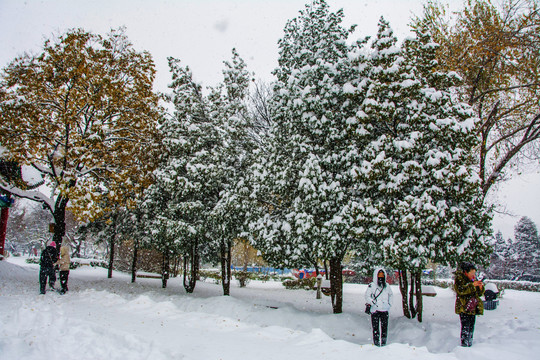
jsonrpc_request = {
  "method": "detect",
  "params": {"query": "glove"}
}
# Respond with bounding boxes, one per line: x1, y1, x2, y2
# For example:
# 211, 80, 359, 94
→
365, 304, 371, 315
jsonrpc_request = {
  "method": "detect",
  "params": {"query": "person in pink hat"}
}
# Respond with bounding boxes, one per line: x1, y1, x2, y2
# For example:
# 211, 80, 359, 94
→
39, 240, 59, 294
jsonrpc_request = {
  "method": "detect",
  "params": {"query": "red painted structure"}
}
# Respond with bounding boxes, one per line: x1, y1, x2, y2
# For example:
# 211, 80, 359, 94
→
292, 268, 357, 279
0, 207, 8, 257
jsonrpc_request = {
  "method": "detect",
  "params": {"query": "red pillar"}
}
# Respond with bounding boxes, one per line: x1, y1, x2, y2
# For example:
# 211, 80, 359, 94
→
0, 207, 8, 257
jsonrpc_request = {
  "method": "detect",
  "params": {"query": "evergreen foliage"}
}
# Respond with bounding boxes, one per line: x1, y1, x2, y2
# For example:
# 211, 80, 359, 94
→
142, 49, 254, 293
247, 0, 367, 313
511, 216, 540, 277
353, 19, 492, 273
0, 1, 503, 315
485, 230, 513, 279
486, 218, 540, 280
249, 0, 362, 266
347, 18, 492, 321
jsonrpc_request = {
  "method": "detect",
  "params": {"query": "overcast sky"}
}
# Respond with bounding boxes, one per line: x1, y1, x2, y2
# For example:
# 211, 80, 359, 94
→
0, 0, 447, 91
1, 0, 538, 239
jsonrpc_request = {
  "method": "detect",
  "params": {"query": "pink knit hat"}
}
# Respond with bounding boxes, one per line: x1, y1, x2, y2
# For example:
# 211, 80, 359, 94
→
49, 241, 56, 247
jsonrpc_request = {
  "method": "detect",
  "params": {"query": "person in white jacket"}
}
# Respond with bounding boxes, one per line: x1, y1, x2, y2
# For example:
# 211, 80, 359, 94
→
364, 267, 393, 346
54, 239, 71, 294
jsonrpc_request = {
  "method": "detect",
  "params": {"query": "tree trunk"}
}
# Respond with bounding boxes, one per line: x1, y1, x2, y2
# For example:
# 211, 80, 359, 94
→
414, 271, 423, 323
398, 269, 411, 318
107, 236, 115, 279
242, 239, 249, 271
52, 196, 69, 251
220, 239, 232, 296
162, 250, 170, 288
107, 215, 116, 279
312, 260, 320, 276
0, 207, 9, 257
324, 260, 329, 280
131, 241, 138, 283
183, 240, 199, 293
404, 271, 423, 321
172, 255, 180, 277
409, 273, 417, 319
329, 257, 343, 314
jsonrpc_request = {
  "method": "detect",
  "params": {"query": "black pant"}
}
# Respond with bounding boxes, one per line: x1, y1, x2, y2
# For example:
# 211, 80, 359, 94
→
371, 311, 389, 346
459, 313, 476, 347
39, 267, 56, 293
59, 270, 69, 292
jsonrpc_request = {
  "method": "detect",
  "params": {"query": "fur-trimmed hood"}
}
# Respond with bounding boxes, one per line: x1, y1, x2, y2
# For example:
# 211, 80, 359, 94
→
372, 267, 388, 284
365, 267, 393, 313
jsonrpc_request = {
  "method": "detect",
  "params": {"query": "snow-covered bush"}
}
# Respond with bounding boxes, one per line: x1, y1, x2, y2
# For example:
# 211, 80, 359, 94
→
282, 278, 317, 291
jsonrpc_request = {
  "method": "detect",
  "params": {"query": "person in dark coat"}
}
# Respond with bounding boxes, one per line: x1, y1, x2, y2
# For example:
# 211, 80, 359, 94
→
39, 241, 59, 294
454, 262, 485, 347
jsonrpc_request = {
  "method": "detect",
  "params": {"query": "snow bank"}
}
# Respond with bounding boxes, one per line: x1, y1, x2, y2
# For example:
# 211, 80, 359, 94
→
1, 257, 539, 359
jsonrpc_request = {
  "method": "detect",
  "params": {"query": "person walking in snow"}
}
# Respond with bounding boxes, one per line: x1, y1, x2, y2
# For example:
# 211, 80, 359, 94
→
54, 239, 71, 294
454, 262, 485, 347
39, 241, 59, 294
364, 267, 393, 346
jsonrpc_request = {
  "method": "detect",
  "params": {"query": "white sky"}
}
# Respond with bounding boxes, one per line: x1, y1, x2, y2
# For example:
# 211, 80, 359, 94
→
1, 0, 538, 239
0, 0, 444, 91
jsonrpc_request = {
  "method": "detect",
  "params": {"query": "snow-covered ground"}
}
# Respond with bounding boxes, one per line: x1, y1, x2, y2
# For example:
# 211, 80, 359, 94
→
1, 257, 539, 360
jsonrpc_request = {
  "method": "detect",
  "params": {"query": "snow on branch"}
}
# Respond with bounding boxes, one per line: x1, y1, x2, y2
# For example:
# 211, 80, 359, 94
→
0, 181, 54, 210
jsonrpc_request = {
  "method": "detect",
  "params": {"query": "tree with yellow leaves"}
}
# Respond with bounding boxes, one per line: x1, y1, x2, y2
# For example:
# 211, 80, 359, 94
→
413, 0, 540, 197
0, 28, 161, 249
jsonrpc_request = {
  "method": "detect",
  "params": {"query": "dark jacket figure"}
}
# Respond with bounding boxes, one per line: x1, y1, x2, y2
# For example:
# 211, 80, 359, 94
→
454, 262, 485, 347
39, 242, 58, 294
365, 267, 393, 346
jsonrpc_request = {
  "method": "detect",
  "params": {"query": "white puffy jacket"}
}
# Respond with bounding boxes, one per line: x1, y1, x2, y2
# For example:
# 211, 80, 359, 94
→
364, 267, 393, 313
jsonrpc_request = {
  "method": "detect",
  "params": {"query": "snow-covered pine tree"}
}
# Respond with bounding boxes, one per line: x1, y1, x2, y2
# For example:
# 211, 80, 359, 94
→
402, 27, 492, 270
511, 216, 540, 278
248, 0, 366, 313
352, 19, 492, 321
351, 17, 426, 319
352, 17, 406, 271
118, 208, 153, 284
140, 182, 181, 288
485, 230, 512, 279
146, 49, 253, 294
149, 59, 214, 293
205, 49, 255, 296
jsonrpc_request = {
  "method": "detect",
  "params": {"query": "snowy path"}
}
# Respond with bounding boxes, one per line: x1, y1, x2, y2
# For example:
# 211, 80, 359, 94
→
1, 258, 539, 360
